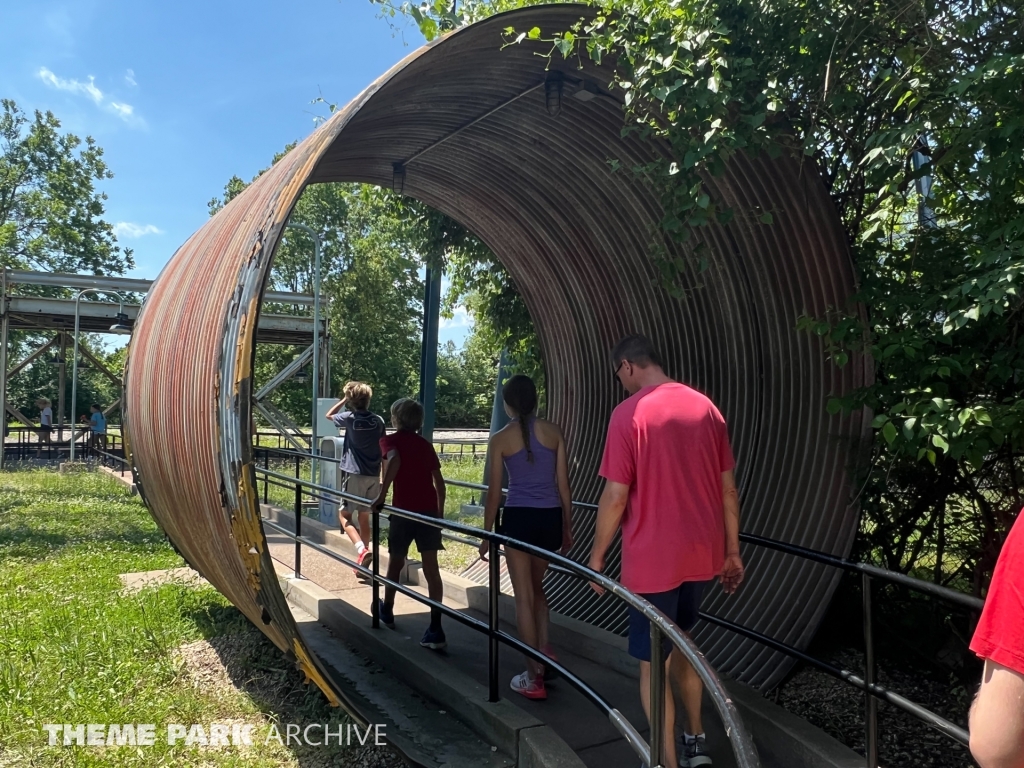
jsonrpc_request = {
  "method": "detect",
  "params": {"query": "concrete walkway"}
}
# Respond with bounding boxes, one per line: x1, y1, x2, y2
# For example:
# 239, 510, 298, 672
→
265, 526, 739, 768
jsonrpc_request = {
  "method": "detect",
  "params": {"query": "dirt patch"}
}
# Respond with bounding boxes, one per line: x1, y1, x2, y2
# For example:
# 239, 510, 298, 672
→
175, 628, 404, 767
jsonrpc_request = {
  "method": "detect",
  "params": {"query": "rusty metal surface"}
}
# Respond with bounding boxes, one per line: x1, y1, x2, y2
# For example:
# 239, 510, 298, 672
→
125, 1, 868, 703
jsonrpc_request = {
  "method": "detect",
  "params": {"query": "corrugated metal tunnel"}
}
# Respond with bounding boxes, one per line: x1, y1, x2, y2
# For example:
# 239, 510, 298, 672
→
124, 3, 870, 706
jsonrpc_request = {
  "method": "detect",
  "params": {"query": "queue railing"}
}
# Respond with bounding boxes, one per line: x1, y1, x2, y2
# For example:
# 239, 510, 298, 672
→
254, 457, 760, 768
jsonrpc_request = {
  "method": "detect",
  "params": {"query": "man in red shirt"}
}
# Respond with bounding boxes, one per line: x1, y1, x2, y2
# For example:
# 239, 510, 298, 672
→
373, 398, 448, 650
589, 335, 744, 768
970, 512, 1024, 768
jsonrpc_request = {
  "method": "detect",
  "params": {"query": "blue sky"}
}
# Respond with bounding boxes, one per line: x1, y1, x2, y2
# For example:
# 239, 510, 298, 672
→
0, 0, 472, 345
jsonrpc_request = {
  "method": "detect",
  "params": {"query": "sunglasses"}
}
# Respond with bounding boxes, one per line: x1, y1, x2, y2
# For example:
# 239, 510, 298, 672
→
613, 360, 626, 381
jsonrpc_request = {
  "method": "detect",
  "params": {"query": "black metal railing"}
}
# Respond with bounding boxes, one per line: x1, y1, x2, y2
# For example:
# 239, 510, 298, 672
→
254, 461, 760, 768
1, 425, 126, 465
254, 443, 978, 768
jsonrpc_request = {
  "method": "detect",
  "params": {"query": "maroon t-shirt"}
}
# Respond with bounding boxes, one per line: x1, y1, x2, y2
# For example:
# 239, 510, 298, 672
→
971, 510, 1024, 674
379, 430, 442, 514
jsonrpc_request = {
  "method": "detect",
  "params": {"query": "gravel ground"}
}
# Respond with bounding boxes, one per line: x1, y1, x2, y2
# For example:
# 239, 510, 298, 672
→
176, 629, 405, 768
773, 648, 974, 767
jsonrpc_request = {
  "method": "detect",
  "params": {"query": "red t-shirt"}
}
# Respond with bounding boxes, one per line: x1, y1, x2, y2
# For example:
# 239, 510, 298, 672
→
971, 511, 1024, 674
379, 430, 442, 515
599, 382, 735, 594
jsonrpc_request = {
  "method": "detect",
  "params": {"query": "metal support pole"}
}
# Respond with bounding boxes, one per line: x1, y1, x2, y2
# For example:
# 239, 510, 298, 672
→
263, 450, 269, 505
71, 289, 128, 461
650, 623, 665, 768
0, 270, 7, 470
863, 573, 878, 768
488, 544, 501, 703
418, 266, 441, 441
284, 223, 321, 484
57, 332, 67, 442
371, 508, 380, 629
294, 456, 302, 579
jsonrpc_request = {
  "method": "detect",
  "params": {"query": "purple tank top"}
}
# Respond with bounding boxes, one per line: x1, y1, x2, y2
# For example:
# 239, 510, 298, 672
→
503, 418, 560, 508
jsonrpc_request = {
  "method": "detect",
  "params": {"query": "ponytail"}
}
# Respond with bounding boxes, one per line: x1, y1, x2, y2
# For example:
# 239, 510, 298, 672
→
503, 374, 538, 464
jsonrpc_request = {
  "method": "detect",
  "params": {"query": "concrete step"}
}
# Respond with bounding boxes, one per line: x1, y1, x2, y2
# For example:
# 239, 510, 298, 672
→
262, 504, 862, 768
289, 602, 513, 768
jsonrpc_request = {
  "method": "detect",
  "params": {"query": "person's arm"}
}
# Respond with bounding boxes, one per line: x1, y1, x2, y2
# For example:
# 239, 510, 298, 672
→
555, 429, 574, 555
326, 397, 347, 419
480, 438, 505, 560
588, 480, 629, 594
373, 449, 400, 509
720, 469, 745, 594
970, 659, 1024, 768
432, 469, 446, 518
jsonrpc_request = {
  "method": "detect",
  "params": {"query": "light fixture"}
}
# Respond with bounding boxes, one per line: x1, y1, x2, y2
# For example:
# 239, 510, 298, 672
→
293, 367, 309, 384
108, 312, 132, 335
572, 80, 601, 103
392, 162, 406, 195
545, 72, 564, 117
47, 355, 66, 365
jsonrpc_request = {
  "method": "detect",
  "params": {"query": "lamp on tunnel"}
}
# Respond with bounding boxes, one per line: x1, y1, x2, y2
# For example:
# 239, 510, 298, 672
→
392, 162, 406, 195
545, 72, 563, 117
109, 312, 132, 335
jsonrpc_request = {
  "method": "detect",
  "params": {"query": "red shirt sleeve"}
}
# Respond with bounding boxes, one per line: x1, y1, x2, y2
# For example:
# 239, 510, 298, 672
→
712, 405, 736, 473
380, 433, 395, 455
971, 511, 1024, 675
599, 405, 636, 486
428, 443, 441, 471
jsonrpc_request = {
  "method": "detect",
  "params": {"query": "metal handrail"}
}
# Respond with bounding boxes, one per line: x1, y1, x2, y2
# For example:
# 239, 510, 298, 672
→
255, 444, 978, 761
255, 465, 761, 768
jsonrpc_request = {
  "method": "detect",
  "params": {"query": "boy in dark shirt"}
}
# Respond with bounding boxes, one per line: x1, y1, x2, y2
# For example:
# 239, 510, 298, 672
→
373, 398, 447, 649
326, 382, 385, 570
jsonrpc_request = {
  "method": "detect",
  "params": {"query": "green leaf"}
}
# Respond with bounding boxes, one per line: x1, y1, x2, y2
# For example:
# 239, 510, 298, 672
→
882, 421, 898, 444
527, 26, 541, 39
759, 212, 773, 224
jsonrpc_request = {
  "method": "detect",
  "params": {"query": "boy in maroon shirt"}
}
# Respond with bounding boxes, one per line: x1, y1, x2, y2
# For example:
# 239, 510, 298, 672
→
372, 398, 447, 649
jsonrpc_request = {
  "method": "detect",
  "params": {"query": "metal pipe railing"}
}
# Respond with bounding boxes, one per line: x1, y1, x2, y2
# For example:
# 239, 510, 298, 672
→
255, 465, 761, 768
254, 445, 979, 763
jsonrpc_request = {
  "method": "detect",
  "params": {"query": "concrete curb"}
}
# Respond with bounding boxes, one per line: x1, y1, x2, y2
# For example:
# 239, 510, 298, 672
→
263, 505, 862, 768
278, 572, 585, 768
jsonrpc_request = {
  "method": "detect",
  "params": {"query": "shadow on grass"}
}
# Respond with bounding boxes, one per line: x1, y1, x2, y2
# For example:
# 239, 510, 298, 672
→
180, 604, 403, 768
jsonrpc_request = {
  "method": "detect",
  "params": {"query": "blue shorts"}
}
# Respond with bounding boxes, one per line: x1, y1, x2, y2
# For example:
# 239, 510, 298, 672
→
627, 580, 710, 662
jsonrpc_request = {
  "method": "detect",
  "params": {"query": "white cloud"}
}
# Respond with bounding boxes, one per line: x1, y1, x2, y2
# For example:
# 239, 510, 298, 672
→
109, 102, 134, 119
125, 69, 136, 87
439, 306, 471, 329
38, 66, 142, 125
38, 67, 102, 104
113, 222, 162, 239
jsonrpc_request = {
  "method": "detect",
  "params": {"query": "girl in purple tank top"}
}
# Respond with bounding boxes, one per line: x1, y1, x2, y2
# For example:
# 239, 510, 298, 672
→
480, 375, 574, 700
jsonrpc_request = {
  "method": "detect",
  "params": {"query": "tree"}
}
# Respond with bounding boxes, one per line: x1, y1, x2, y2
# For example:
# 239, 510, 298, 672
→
209, 166, 425, 426
377, 0, 1024, 595
0, 99, 132, 275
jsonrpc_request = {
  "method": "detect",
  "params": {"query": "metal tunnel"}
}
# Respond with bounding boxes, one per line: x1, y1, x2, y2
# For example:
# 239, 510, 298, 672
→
124, 3, 870, 706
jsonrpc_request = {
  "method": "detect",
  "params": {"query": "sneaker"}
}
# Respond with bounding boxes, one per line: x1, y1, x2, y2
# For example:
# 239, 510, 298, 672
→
419, 627, 447, 650
681, 734, 712, 767
355, 548, 373, 575
510, 671, 547, 700
541, 645, 560, 681
376, 599, 395, 629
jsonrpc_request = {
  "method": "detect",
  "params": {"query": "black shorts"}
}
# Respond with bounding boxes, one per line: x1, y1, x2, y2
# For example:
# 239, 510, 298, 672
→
388, 514, 444, 556
498, 506, 563, 552
627, 580, 710, 661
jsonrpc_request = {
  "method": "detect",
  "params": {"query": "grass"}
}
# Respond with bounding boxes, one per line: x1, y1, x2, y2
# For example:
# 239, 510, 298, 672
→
258, 455, 488, 576
0, 470, 376, 767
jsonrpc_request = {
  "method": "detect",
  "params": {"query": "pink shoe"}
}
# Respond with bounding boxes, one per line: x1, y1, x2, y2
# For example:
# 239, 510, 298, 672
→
510, 671, 547, 700
354, 548, 373, 576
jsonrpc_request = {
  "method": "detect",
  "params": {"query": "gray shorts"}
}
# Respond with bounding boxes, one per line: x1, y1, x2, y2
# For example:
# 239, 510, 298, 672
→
342, 474, 381, 517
